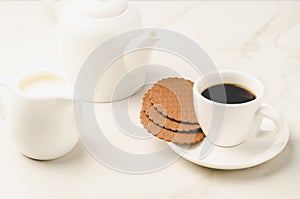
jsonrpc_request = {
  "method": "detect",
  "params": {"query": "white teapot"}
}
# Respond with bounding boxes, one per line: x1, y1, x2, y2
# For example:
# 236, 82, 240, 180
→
51, 0, 143, 102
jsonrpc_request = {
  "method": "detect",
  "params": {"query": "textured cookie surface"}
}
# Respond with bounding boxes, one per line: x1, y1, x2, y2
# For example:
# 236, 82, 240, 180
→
142, 90, 201, 132
149, 77, 198, 124
140, 110, 204, 145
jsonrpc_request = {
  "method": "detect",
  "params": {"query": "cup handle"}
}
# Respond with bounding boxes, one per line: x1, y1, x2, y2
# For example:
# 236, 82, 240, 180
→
253, 104, 284, 139
0, 78, 13, 121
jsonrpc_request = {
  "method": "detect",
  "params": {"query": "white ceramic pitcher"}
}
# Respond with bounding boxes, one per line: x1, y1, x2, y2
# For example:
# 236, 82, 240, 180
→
0, 70, 78, 160
46, 0, 144, 102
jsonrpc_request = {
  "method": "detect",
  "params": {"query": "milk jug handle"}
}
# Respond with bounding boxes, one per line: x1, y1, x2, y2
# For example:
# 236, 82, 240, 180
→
0, 78, 14, 121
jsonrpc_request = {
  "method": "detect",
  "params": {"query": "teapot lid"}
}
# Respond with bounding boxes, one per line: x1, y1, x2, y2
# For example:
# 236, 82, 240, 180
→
68, 0, 128, 18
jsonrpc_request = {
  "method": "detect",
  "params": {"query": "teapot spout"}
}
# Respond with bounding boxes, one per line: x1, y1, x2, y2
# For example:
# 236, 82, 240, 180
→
43, 0, 73, 23
123, 29, 161, 53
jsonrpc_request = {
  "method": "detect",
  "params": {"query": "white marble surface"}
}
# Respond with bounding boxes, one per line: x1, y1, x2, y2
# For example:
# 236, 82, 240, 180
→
0, 1, 300, 198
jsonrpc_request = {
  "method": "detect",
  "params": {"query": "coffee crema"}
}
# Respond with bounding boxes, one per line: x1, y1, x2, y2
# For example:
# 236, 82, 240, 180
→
201, 83, 256, 104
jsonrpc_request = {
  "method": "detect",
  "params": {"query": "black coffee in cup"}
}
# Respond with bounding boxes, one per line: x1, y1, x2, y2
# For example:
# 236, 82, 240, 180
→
201, 83, 256, 104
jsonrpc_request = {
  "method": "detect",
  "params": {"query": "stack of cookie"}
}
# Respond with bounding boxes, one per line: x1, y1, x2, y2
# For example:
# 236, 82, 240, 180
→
140, 77, 205, 144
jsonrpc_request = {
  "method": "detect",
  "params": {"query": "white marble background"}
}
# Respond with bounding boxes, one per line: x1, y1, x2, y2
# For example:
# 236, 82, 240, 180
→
0, 1, 300, 198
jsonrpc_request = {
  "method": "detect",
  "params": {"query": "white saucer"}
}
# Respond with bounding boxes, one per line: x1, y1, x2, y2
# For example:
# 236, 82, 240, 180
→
169, 119, 289, 170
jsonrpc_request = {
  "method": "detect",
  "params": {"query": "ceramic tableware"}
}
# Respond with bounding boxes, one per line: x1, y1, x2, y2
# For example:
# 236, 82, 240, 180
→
0, 70, 78, 160
54, 0, 145, 102
193, 70, 284, 147
169, 117, 289, 170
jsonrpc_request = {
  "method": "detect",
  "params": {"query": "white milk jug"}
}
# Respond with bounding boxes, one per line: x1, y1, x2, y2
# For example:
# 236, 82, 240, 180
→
0, 70, 78, 160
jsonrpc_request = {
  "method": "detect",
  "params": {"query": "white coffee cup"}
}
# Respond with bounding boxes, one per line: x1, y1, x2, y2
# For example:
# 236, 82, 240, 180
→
0, 70, 79, 160
193, 70, 283, 147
